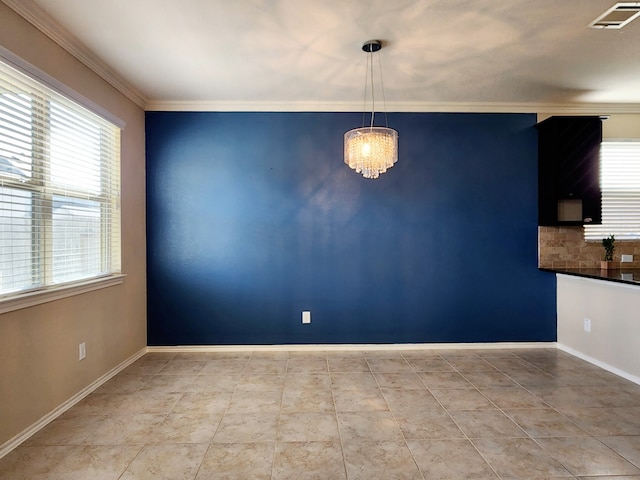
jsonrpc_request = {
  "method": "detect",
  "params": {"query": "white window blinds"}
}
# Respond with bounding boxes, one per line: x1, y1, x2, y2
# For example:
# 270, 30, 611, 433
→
584, 141, 640, 240
0, 59, 121, 297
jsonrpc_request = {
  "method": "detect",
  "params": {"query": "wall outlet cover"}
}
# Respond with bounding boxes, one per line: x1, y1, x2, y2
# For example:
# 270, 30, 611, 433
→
302, 311, 311, 324
584, 318, 591, 333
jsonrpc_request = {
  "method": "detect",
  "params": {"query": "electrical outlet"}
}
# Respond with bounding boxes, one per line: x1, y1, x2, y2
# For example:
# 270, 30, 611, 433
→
79, 342, 86, 360
583, 318, 591, 333
621, 254, 633, 263
302, 311, 311, 324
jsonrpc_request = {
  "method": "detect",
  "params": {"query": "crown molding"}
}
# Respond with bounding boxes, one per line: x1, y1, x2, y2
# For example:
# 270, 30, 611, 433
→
2, 0, 148, 109
146, 99, 640, 114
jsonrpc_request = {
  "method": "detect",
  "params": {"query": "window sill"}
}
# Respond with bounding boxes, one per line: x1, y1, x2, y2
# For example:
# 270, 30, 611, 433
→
0, 274, 126, 315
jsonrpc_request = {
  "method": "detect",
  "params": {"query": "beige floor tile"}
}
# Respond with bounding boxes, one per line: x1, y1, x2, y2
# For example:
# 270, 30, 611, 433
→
137, 374, 198, 394
8, 348, 640, 479
472, 437, 572, 477
381, 387, 441, 414
213, 413, 279, 443
272, 441, 345, 480
537, 437, 640, 476
417, 371, 474, 389
551, 383, 640, 409
366, 357, 414, 373
121, 360, 168, 376
281, 388, 335, 413
374, 372, 425, 389
430, 388, 494, 410
407, 438, 498, 479
505, 369, 558, 387
200, 359, 248, 375
330, 372, 378, 390
120, 443, 208, 480
0, 445, 73, 480
94, 374, 151, 394
64, 393, 130, 417
327, 357, 371, 373
23, 415, 107, 446
484, 356, 539, 371
576, 476, 640, 480
150, 412, 222, 443
445, 357, 498, 373
196, 442, 274, 480
561, 407, 640, 436
117, 391, 183, 414
227, 389, 283, 414
158, 360, 208, 375
479, 386, 550, 409
236, 374, 286, 391
284, 373, 331, 390
245, 358, 288, 374
612, 406, 640, 428
449, 409, 527, 438
394, 408, 465, 439
342, 440, 423, 480
505, 408, 588, 437
85, 414, 166, 444
286, 357, 328, 373
599, 436, 640, 469
404, 356, 454, 372
337, 411, 404, 442
187, 373, 241, 392
277, 412, 339, 442
333, 388, 388, 412
462, 370, 518, 388
170, 391, 232, 415
48, 445, 142, 480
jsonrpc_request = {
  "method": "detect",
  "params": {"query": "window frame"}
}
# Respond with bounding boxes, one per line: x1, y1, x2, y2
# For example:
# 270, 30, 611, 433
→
0, 47, 125, 313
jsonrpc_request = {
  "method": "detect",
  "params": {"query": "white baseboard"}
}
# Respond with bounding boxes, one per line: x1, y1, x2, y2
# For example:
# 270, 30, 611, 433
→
147, 342, 558, 353
557, 343, 640, 386
0, 347, 147, 459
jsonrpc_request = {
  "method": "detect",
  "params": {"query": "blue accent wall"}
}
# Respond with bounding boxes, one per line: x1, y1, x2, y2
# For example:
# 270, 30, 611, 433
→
146, 112, 556, 345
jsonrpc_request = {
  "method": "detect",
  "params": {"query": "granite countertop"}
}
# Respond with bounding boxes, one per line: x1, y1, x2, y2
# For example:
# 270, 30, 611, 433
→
540, 267, 640, 286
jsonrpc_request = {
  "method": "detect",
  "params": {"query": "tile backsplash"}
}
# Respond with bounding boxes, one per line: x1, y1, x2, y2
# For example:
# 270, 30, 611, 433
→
538, 226, 640, 269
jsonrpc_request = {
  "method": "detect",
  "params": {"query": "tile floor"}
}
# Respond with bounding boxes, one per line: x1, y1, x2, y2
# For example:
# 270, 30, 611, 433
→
2, 348, 640, 479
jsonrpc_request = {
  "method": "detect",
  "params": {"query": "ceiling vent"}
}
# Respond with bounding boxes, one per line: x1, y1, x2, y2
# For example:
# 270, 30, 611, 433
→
589, 2, 640, 29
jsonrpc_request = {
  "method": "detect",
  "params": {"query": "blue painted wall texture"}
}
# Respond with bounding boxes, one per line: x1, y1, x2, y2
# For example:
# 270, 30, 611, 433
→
146, 112, 556, 345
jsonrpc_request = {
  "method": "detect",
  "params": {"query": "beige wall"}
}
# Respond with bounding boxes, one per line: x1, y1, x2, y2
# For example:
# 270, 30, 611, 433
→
557, 274, 640, 382
0, 3, 146, 447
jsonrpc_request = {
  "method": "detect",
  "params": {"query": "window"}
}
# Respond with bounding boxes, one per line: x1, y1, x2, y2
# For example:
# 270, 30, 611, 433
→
584, 141, 640, 240
0, 58, 121, 299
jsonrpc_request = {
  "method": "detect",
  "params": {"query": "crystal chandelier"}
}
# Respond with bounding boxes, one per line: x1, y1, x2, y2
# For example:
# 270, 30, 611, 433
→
344, 40, 398, 179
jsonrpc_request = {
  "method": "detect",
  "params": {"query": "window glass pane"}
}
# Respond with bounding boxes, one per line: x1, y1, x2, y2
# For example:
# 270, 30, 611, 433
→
0, 93, 32, 180
52, 196, 102, 283
0, 187, 34, 293
50, 102, 101, 194
584, 142, 640, 240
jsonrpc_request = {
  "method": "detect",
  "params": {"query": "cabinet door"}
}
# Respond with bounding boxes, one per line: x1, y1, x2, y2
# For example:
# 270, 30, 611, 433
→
537, 116, 602, 226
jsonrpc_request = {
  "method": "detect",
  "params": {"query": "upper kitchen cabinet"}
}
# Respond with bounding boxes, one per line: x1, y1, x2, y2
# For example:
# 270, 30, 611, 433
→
536, 116, 604, 226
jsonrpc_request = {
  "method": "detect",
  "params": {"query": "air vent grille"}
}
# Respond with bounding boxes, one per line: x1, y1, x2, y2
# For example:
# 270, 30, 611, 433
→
589, 2, 640, 29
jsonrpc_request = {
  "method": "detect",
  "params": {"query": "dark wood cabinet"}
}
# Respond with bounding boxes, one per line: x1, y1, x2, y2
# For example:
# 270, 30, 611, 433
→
536, 116, 604, 226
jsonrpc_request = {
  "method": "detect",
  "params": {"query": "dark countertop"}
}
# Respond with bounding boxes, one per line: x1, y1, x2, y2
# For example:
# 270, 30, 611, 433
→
540, 267, 640, 287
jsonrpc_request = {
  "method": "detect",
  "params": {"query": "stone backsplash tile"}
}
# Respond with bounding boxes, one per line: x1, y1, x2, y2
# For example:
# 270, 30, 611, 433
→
538, 226, 640, 269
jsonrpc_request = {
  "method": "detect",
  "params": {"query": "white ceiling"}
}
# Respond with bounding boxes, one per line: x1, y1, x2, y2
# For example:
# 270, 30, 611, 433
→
7, 0, 640, 110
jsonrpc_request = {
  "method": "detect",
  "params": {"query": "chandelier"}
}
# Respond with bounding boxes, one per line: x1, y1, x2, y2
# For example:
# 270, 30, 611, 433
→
344, 40, 398, 179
